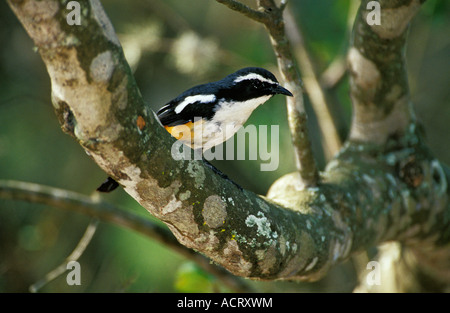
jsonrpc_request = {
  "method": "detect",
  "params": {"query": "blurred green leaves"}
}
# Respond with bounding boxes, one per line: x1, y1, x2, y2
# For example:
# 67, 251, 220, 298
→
18, 224, 44, 251
174, 262, 217, 293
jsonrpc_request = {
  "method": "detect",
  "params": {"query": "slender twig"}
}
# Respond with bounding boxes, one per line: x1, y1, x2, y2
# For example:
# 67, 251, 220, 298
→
284, 8, 342, 159
216, 0, 268, 23
320, 55, 347, 89
140, 0, 192, 33
279, 0, 288, 12
0, 180, 253, 293
320, 0, 359, 89
217, 0, 319, 186
29, 219, 99, 292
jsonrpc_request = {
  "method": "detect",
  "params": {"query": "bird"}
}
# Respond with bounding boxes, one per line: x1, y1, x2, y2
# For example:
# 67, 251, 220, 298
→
96, 67, 293, 192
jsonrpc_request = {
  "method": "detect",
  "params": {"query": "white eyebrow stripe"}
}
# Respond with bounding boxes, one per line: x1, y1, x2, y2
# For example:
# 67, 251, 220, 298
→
174, 94, 216, 114
233, 73, 276, 84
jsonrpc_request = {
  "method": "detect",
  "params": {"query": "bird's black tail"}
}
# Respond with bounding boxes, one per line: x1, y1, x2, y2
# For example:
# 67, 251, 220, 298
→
96, 176, 119, 193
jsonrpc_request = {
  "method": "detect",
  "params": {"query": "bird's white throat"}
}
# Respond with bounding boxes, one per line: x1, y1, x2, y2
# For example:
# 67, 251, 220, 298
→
213, 95, 272, 125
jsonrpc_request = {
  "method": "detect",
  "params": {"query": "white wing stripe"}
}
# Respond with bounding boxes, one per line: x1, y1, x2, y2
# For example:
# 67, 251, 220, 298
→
174, 94, 216, 114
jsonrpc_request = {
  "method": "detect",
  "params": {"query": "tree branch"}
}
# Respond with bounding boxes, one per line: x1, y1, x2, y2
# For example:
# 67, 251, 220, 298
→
216, 0, 268, 23
348, 0, 421, 144
284, 8, 343, 159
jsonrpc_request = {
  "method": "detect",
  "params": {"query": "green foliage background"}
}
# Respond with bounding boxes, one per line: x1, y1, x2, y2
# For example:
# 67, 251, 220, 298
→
0, 0, 448, 292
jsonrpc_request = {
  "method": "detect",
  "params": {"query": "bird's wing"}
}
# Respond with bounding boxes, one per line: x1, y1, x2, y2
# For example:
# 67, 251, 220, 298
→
157, 100, 203, 127
156, 101, 189, 126
157, 98, 217, 127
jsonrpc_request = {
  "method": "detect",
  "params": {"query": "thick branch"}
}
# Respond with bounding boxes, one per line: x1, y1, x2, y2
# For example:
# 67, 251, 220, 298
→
348, 0, 421, 144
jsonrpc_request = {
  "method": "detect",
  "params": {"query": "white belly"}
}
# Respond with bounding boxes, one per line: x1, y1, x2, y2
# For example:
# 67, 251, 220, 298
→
200, 122, 242, 150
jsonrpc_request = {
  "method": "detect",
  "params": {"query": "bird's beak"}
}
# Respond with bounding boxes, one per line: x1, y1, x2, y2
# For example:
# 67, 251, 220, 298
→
273, 84, 293, 97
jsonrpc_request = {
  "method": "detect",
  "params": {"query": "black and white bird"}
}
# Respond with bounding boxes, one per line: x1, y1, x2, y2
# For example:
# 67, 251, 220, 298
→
157, 67, 292, 151
97, 67, 293, 192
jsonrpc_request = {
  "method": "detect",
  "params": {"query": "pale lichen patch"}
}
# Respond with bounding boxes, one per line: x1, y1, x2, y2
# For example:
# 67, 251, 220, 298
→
186, 161, 206, 189
120, 164, 143, 203
245, 212, 274, 240
202, 195, 227, 228
161, 195, 182, 215
348, 47, 380, 91
63, 34, 80, 47
179, 190, 191, 201
90, 51, 115, 83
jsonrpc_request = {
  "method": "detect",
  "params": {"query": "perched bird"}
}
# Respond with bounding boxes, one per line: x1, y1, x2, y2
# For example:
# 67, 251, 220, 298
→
157, 67, 293, 150
97, 67, 293, 192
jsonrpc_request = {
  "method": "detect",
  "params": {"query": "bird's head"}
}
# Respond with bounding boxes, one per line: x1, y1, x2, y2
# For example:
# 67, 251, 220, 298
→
222, 67, 293, 101
208, 67, 293, 127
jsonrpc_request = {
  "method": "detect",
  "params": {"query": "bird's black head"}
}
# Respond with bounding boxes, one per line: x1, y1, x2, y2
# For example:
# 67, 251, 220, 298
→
218, 67, 293, 101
